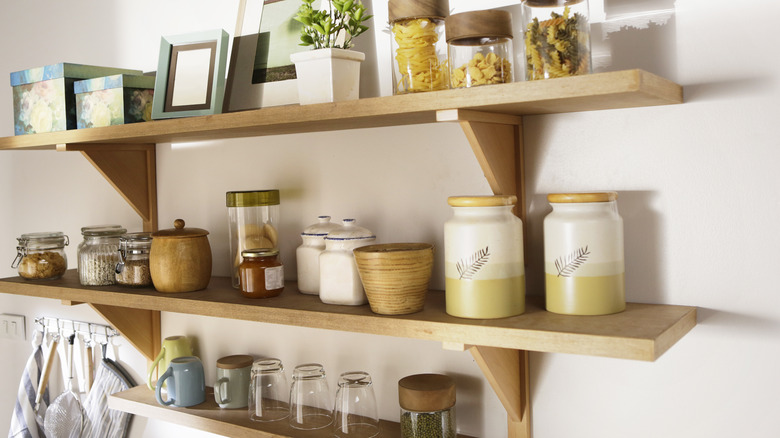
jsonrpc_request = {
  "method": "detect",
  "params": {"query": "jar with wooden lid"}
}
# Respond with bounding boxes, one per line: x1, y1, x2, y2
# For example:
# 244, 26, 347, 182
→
444, 195, 525, 319
544, 192, 625, 315
115, 232, 152, 287
445, 10, 514, 88
522, 0, 592, 80
389, 0, 449, 94
398, 374, 456, 438
239, 248, 284, 298
227, 190, 280, 289
12, 232, 69, 281
78, 226, 127, 286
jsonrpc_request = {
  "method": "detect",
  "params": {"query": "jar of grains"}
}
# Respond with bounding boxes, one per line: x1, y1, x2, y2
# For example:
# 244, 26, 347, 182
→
445, 9, 514, 88
116, 232, 152, 287
522, 0, 592, 80
12, 232, 69, 281
78, 226, 126, 286
398, 374, 456, 438
389, 0, 450, 94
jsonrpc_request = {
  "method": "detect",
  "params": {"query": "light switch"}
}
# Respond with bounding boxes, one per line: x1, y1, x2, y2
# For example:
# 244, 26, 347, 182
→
0, 314, 26, 341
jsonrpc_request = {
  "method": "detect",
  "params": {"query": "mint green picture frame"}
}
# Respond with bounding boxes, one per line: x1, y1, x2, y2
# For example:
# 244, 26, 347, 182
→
151, 29, 229, 120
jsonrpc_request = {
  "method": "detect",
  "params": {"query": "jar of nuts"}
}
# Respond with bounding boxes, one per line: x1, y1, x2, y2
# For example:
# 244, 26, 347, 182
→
445, 9, 514, 88
12, 232, 69, 281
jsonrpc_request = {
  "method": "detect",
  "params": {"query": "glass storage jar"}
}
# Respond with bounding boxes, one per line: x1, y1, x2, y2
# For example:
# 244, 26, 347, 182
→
78, 226, 126, 286
445, 9, 514, 88
398, 374, 456, 438
12, 232, 69, 281
239, 248, 285, 298
544, 192, 625, 315
227, 190, 280, 289
522, 0, 592, 80
389, 0, 449, 94
296, 216, 341, 295
116, 232, 152, 287
444, 195, 525, 318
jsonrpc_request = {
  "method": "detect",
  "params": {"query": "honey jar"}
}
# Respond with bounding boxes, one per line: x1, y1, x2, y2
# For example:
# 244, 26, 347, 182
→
239, 248, 284, 298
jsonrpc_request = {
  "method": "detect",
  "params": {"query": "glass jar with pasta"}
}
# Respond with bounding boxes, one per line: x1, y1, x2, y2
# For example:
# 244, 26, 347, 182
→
389, 0, 449, 94
445, 9, 514, 89
522, 0, 592, 80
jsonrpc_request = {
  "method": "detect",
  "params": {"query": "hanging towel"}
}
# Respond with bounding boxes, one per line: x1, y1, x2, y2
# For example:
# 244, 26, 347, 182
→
8, 330, 49, 438
81, 358, 136, 438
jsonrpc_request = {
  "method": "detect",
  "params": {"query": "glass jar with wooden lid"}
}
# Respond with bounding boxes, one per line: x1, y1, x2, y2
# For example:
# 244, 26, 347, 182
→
398, 373, 456, 438
445, 9, 514, 88
522, 0, 592, 80
389, 0, 450, 94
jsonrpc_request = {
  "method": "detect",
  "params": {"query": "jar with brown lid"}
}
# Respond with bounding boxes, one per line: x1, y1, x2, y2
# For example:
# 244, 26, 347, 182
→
445, 10, 514, 88
239, 248, 284, 298
389, 0, 449, 94
398, 373, 456, 438
522, 0, 592, 80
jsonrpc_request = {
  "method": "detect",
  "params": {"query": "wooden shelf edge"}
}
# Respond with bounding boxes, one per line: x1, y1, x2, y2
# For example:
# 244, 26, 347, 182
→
109, 385, 475, 438
0, 69, 682, 150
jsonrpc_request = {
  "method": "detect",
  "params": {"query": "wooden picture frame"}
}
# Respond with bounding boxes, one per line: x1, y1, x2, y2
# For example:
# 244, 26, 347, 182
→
152, 29, 229, 120
224, 0, 317, 111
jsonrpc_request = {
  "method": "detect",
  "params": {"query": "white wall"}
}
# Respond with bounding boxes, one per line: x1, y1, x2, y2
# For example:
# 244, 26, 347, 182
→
1, 1, 779, 437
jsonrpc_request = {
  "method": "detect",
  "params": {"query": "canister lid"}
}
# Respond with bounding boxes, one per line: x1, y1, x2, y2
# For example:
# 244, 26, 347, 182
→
216, 354, 254, 370
120, 232, 152, 243
324, 219, 376, 241
151, 219, 209, 238
389, 0, 449, 22
82, 226, 127, 237
81, 224, 123, 233
447, 195, 517, 207
301, 215, 342, 237
525, 0, 587, 7
547, 192, 618, 203
226, 190, 280, 207
242, 247, 279, 258
445, 10, 513, 42
17, 232, 69, 248
398, 373, 456, 412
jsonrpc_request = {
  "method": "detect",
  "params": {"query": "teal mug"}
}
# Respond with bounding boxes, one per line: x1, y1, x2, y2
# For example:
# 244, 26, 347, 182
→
155, 356, 205, 408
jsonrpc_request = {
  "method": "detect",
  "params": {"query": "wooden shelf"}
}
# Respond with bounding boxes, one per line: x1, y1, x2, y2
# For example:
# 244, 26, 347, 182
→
0, 271, 695, 362
0, 69, 681, 150
108, 385, 476, 438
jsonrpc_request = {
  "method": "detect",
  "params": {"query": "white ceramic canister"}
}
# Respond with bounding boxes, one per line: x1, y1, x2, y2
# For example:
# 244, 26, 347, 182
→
319, 219, 376, 305
544, 192, 625, 315
444, 195, 525, 318
296, 216, 341, 295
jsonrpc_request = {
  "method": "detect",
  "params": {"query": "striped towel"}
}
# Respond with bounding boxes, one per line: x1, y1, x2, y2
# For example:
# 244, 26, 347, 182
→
8, 330, 48, 438
81, 359, 135, 438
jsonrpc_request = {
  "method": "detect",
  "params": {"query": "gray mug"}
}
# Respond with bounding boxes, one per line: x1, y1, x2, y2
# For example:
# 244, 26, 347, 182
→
214, 354, 254, 409
155, 356, 205, 407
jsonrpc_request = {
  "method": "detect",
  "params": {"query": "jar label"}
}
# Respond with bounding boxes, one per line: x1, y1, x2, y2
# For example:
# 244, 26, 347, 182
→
265, 265, 284, 290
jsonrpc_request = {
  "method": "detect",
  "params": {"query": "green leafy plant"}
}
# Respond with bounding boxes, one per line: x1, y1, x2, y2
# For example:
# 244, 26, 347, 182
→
294, 0, 372, 50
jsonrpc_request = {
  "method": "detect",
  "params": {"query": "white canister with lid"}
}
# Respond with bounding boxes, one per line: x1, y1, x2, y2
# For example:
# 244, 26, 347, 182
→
544, 192, 625, 315
319, 219, 376, 306
296, 216, 341, 295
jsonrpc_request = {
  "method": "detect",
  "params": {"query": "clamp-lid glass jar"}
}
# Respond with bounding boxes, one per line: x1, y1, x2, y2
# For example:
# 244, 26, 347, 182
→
116, 232, 152, 287
227, 190, 280, 289
398, 373, 456, 438
239, 248, 284, 298
445, 9, 514, 88
389, 0, 450, 94
522, 0, 592, 80
12, 232, 69, 281
78, 226, 127, 286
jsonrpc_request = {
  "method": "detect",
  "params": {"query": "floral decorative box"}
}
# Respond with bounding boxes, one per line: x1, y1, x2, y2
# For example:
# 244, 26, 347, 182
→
74, 74, 155, 129
10, 63, 142, 135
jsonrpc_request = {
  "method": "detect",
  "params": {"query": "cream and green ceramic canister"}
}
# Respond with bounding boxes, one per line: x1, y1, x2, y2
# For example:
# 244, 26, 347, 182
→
544, 192, 625, 315
444, 195, 525, 318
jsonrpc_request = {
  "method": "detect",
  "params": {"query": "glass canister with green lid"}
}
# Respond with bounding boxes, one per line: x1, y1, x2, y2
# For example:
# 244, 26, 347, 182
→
78, 226, 127, 286
12, 232, 69, 281
226, 190, 280, 289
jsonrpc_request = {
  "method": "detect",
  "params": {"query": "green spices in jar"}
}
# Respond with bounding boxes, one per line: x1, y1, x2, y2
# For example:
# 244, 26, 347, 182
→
400, 409, 456, 438
398, 374, 457, 438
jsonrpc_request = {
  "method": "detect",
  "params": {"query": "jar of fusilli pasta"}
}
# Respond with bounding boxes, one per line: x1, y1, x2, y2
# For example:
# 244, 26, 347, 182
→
522, 0, 592, 80
389, 0, 449, 94
445, 10, 514, 89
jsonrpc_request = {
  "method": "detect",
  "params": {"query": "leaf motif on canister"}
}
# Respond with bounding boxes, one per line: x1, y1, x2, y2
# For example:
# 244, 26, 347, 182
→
555, 245, 590, 277
456, 246, 490, 280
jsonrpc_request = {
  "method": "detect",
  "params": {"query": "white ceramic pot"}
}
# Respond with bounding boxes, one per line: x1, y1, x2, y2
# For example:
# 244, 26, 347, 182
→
290, 48, 365, 105
296, 216, 341, 295
319, 219, 375, 306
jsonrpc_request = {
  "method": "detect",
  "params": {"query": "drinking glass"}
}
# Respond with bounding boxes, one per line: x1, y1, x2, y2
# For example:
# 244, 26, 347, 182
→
249, 358, 289, 422
333, 371, 379, 438
289, 363, 333, 430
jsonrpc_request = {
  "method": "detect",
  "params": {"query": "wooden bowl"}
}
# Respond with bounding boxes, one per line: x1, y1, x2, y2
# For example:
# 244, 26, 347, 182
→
353, 243, 434, 315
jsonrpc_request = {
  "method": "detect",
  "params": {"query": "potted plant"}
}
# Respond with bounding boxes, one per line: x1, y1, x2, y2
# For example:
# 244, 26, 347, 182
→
290, 0, 372, 104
